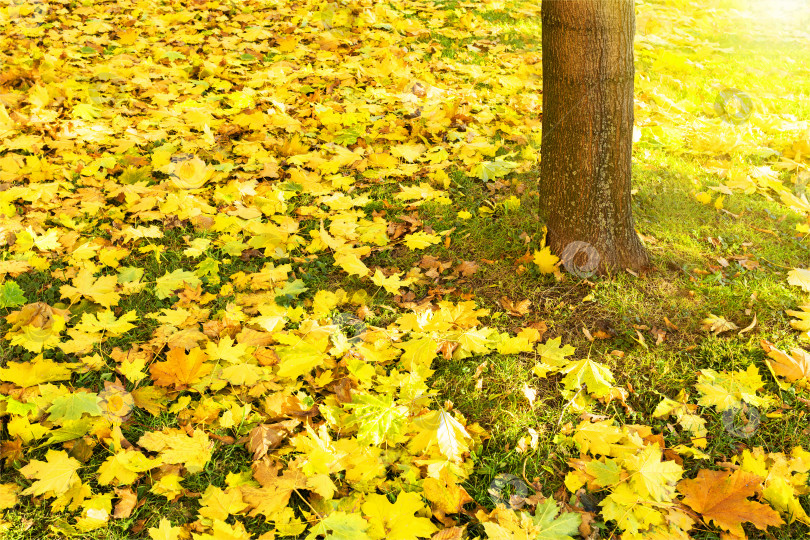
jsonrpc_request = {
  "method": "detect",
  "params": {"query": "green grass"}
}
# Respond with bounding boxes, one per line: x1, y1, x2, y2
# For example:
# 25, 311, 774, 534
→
407, 3, 810, 534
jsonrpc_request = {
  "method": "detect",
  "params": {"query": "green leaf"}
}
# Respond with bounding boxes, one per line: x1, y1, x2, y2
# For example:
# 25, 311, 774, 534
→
558, 358, 616, 398
0, 280, 27, 308
345, 393, 408, 445
195, 257, 220, 279
117, 266, 144, 284
585, 458, 622, 487
0, 395, 36, 415
275, 278, 308, 299
334, 126, 362, 146
44, 417, 96, 445
535, 337, 576, 368
154, 269, 201, 299
47, 392, 102, 423
305, 511, 371, 540
162, 50, 186, 61
473, 160, 519, 182
531, 499, 582, 540
118, 166, 151, 185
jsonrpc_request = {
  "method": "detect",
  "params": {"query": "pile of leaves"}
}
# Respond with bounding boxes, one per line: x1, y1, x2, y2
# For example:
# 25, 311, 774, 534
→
0, 0, 809, 539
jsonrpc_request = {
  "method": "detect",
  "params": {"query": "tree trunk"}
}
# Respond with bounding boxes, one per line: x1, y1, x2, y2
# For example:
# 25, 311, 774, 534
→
540, 0, 650, 274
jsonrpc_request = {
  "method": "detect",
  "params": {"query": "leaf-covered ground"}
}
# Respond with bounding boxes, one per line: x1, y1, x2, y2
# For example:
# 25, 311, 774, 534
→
1, 0, 810, 539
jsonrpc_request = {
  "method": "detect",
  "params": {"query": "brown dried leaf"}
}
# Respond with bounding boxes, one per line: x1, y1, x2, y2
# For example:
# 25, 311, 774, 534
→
113, 487, 138, 519
455, 260, 479, 277
499, 296, 531, 317
246, 421, 299, 461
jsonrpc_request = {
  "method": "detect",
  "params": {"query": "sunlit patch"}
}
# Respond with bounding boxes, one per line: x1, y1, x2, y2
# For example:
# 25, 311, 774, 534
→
746, 0, 810, 24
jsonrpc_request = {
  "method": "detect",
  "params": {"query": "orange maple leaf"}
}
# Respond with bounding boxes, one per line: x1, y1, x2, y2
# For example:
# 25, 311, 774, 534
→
149, 347, 212, 389
677, 469, 784, 537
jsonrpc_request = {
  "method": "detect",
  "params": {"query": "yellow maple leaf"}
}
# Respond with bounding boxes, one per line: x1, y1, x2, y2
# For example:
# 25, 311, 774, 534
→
20, 450, 81, 498
396, 336, 438, 372
624, 445, 683, 502
138, 428, 213, 474
533, 246, 559, 274
0, 483, 20, 510
409, 409, 471, 463
700, 313, 738, 335
148, 518, 182, 540
761, 340, 810, 389
572, 419, 627, 457
695, 364, 772, 411
74, 310, 137, 336
787, 268, 810, 292
395, 182, 451, 205
4, 301, 69, 352
198, 486, 249, 522
362, 491, 438, 540
60, 269, 120, 308
0, 356, 77, 387
276, 338, 328, 379
600, 482, 667, 535
334, 252, 370, 277
371, 269, 409, 295
403, 231, 441, 250
390, 143, 425, 162
151, 475, 184, 500
496, 335, 533, 355
206, 336, 252, 364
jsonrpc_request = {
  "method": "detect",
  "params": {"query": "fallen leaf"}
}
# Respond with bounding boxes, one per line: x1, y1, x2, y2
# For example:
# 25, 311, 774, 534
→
787, 268, 810, 292
701, 314, 738, 335
677, 469, 783, 537
113, 488, 138, 519
761, 340, 810, 388
500, 296, 531, 317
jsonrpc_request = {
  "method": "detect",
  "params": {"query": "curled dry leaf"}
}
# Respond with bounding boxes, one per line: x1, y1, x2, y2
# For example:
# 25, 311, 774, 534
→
701, 313, 739, 335
737, 313, 757, 336
113, 487, 138, 519
521, 383, 537, 406
500, 296, 531, 317
760, 340, 810, 388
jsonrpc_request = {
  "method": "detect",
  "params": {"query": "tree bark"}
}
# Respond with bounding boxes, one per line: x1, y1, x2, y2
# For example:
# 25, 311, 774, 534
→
540, 0, 650, 274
